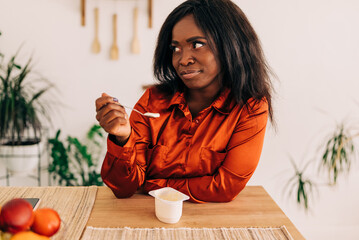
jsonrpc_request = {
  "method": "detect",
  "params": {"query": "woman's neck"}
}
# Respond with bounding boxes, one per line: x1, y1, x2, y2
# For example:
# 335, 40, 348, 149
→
186, 88, 221, 118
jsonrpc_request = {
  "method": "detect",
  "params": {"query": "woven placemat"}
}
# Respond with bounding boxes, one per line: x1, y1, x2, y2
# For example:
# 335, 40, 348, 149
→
0, 186, 97, 240
81, 226, 294, 240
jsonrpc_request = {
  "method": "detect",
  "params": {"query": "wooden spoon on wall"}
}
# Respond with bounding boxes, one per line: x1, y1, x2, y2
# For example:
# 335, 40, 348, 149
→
131, 7, 140, 54
91, 8, 101, 54
81, 0, 86, 26
110, 14, 119, 60
148, 0, 152, 28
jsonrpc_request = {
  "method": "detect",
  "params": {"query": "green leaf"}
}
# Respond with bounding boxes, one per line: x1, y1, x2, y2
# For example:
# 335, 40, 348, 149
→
48, 124, 106, 186
285, 156, 316, 210
319, 124, 355, 185
0, 51, 53, 142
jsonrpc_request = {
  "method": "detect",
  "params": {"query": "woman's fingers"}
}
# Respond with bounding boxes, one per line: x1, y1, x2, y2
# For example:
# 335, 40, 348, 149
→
96, 102, 126, 121
95, 92, 120, 112
95, 92, 125, 119
99, 109, 127, 127
101, 117, 131, 137
95, 93, 131, 138
98, 109, 130, 137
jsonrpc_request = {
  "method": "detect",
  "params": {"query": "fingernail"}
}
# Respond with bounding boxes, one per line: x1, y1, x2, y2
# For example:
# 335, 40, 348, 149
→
113, 97, 119, 102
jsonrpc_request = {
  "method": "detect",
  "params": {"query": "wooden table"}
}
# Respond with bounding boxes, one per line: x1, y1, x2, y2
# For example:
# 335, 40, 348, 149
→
87, 186, 305, 239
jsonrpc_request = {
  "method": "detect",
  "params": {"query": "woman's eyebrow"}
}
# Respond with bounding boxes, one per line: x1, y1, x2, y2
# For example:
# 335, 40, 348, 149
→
186, 36, 207, 42
171, 36, 207, 44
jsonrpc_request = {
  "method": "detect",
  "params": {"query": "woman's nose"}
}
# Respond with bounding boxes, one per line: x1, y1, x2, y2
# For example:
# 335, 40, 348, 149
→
179, 49, 195, 66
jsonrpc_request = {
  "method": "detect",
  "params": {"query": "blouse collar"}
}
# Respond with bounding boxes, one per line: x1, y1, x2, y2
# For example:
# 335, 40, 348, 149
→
167, 88, 235, 115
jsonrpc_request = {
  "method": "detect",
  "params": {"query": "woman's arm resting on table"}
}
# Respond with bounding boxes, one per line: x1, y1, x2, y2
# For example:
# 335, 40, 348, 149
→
144, 99, 268, 203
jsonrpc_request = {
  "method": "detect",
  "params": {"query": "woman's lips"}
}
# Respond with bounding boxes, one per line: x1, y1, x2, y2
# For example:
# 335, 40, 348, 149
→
180, 70, 201, 80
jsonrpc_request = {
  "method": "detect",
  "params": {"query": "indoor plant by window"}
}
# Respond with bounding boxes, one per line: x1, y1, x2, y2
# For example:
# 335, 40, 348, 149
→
0, 37, 54, 175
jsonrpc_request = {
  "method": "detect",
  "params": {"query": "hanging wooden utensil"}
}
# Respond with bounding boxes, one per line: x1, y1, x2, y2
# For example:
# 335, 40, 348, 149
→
110, 14, 119, 60
148, 0, 152, 28
131, 6, 140, 54
81, 0, 86, 26
91, 8, 101, 54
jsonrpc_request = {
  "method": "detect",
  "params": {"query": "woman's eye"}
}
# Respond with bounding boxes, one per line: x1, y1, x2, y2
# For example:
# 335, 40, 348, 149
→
193, 42, 204, 49
170, 45, 180, 53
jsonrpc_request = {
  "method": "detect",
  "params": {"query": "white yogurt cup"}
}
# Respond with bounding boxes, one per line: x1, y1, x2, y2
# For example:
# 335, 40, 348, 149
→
148, 187, 190, 224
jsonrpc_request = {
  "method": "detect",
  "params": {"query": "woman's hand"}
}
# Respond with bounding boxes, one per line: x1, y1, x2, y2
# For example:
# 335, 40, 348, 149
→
95, 93, 131, 144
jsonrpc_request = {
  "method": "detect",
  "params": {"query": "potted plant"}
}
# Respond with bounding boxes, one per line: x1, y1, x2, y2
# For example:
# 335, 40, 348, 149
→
0, 43, 54, 175
48, 124, 105, 186
284, 121, 358, 210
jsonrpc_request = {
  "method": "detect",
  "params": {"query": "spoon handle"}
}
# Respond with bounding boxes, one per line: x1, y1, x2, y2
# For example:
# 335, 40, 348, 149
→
81, 0, 86, 26
113, 14, 117, 43
131, 108, 146, 116
121, 105, 145, 116
121, 105, 159, 118
94, 8, 99, 37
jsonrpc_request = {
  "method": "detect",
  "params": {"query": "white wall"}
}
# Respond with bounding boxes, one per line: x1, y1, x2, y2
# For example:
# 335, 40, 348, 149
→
1, 0, 359, 239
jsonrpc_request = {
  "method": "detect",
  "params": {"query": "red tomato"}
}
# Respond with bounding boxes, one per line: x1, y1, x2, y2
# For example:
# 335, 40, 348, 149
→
31, 208, 61, 237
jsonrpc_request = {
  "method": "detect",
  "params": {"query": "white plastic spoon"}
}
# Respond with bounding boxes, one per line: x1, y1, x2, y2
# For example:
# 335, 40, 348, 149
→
121, 105, 160, 118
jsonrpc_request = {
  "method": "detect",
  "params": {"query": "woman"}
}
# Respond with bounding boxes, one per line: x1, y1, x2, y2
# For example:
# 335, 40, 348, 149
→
95, 0, 274, 203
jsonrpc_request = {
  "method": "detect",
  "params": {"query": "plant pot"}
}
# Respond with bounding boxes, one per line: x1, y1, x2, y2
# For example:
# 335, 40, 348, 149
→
0, 140, 41, 176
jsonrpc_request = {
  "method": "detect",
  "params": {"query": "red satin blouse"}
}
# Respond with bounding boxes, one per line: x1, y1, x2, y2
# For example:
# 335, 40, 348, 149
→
101, 87, 268, 203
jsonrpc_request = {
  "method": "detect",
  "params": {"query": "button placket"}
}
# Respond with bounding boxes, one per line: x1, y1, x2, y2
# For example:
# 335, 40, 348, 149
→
185, 133, 192, 146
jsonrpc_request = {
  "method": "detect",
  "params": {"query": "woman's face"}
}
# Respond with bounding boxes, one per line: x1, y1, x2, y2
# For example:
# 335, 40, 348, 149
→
171, 15, 221, 93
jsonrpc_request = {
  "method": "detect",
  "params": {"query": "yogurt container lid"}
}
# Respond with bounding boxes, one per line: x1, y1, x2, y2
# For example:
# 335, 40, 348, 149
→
149, 187, 190, 203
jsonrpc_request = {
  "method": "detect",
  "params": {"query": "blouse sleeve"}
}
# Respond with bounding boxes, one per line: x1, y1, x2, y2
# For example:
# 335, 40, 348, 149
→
143, 99, 269, 203
100, 90, 152, 198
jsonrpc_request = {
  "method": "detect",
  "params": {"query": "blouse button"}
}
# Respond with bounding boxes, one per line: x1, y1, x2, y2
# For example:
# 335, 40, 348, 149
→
195, 119, 199, 124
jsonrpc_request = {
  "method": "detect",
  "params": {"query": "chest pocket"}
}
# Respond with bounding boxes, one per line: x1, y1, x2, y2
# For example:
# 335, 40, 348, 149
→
199, 147, 227, 175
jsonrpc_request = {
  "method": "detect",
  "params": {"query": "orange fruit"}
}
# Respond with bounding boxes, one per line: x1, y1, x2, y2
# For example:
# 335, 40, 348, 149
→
31, 208, 61, 237
11, 231, 50, 240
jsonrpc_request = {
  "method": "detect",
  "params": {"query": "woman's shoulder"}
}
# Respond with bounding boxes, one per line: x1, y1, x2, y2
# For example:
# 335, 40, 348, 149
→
147, 85, 175, 102
242, 97, 268, 116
